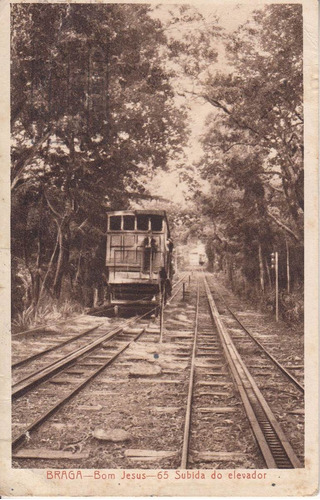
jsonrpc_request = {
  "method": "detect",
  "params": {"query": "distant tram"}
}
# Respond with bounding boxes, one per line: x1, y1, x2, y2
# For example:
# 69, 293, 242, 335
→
105, 210, 173, 306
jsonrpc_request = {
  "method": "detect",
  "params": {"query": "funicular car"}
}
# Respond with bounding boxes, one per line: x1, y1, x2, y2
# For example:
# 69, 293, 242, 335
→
105, 210, 173, 306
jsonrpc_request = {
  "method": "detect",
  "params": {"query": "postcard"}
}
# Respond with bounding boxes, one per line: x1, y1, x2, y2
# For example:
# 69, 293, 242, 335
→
1, 0, 318, 496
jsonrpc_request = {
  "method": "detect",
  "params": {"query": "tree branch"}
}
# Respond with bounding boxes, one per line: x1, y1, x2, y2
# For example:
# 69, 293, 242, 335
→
178, 88, 271, 140
11, 130, 51, 190
44, 190, 63, 220
266, 209, 300, 242
258, 171, 284, 178
206, 142, 258, 153
267, 185, 283, 193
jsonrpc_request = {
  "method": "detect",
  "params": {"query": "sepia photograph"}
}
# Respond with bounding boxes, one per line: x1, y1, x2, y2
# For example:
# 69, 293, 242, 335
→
2, 0, 318, 496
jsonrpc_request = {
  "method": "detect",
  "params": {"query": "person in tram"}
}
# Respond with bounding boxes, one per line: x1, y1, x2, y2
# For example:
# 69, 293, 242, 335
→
166, 237, 174, 276
166, 237, 174, 253
143, 231, 157, 272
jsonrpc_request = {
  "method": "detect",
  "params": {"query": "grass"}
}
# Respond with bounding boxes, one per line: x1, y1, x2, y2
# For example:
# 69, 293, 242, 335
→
12, 298, 84, 334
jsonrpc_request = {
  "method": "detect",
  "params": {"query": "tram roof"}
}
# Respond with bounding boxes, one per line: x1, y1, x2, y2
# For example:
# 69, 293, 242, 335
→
107, 210, 167, 217
107, 210, 170, 234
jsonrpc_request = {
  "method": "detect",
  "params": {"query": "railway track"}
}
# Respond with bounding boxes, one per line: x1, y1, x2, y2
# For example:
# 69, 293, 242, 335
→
12, 318, 149, 449
11, 275, 185, 379
202, 275, 301, 468
176, 274, 301, 469
12, 314, 150, 399
205, 275, 304, 392
177, 279, 248, 469
12, 273, 187, 373
12, 272, 303, 470
12, 277, 186, 452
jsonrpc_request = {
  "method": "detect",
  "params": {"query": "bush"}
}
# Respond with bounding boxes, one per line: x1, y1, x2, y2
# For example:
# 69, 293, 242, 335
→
279, 288, 304, 324
12, 298, 84, 333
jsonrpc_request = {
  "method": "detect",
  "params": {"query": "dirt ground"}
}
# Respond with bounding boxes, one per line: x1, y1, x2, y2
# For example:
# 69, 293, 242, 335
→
12, 272, 304, 470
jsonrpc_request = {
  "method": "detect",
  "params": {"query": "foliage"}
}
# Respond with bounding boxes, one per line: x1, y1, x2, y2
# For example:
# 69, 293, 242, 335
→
11, 4, 188, 315
11, 4, 304, 326
12, 298, 84, 333
199, 5, 303, 232
166, 5, 304, 321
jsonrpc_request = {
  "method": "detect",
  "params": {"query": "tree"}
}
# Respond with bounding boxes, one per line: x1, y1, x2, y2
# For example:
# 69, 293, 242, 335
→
11, 4, 188, 310
198, 5, 303, 238
161, 4, 303, 309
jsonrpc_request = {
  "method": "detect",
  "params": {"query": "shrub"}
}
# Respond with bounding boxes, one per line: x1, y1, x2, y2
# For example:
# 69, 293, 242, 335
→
12, 297, 84, 333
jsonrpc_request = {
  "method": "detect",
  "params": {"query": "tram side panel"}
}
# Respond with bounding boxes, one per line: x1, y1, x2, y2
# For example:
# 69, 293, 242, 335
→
105, 213, 171, 305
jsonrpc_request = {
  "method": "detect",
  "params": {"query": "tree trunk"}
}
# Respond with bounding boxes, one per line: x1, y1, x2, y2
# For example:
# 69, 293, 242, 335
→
39, 219, 60, 300
52, 131, 74, 300
74, 241, 84, 303
226, 254, 233, 287
22, 231, 33, 308
258, 244, 265, 293
265, 258, 272, 289
280, 161, 303, 225
286, 239, 290, 294
32, 192, 44, 306
53, 218, 70, 299
75, 246, 83, 285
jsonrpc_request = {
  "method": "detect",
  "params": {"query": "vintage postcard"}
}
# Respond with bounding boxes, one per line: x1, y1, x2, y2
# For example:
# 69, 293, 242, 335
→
0, 0, 318, 496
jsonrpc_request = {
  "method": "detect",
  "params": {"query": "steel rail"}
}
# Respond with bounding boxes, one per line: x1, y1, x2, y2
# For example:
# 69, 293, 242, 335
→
204, 275, 301, 469
12, 286, 172, 368
12, 276, 186, 369
12, 277, 187, 399
165, 274, 189, 303
12, 323, 104, 369
12, 272, 187, 337
12, 301, 147, 338
12, 327, 146, 451
180, 281, 200, 469
12, 276, 188, 451
12, 311, 153, 399
207, 277, 304, 393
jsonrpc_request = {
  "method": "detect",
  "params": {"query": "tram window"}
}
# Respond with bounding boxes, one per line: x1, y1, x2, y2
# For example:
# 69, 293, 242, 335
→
137, 215, 149, 231
123, 215, 135, 230
110, 216, 121, 230
151, 215, 163, 231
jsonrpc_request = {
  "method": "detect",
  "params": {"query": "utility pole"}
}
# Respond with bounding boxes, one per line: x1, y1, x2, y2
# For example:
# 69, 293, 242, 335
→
271, 251, 279, 322
286, 239, 290, 294
159, 290, 164, 343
